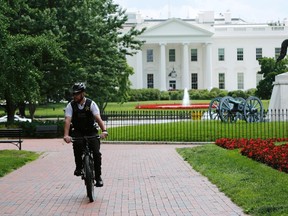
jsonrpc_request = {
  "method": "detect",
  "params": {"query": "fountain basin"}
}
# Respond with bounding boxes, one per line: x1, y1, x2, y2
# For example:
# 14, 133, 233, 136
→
135, 103, 209, 110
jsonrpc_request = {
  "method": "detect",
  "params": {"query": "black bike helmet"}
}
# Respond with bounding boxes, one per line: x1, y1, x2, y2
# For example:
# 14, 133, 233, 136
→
72, 82, 86, 94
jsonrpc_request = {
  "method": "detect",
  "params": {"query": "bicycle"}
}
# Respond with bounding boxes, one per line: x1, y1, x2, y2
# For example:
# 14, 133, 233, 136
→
71, 135, 99, 202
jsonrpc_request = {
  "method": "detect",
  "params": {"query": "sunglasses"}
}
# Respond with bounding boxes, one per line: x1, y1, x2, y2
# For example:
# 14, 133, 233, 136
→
72, 92, 82, 96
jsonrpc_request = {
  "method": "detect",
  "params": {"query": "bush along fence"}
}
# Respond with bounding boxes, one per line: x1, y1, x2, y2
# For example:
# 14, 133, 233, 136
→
102, 109, 288, 142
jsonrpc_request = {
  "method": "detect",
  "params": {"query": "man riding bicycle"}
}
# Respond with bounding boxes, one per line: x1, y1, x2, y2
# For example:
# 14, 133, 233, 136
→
63, 83, 108, 187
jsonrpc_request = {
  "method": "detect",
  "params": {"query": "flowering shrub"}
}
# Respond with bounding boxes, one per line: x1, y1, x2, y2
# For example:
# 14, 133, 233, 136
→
135, 104, 209, 109
215, 138, 288, 173
215, 138, 249, 149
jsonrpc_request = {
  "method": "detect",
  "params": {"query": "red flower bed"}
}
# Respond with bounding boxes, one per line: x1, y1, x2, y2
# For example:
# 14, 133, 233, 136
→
135, 103, 209, 109
215, 138, 288, 173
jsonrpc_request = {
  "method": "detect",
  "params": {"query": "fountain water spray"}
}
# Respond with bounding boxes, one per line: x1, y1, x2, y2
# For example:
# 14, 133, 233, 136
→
182, 88, 190, 106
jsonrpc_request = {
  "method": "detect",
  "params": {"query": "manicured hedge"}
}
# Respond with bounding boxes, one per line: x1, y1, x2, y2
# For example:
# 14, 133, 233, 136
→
128, 88, 256, 101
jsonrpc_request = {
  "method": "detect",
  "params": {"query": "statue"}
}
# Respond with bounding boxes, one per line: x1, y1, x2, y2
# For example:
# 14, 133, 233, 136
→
277, 39, 288, 62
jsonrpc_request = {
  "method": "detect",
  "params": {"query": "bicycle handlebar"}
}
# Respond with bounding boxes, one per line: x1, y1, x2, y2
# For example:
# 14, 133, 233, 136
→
71, 135, 100, 142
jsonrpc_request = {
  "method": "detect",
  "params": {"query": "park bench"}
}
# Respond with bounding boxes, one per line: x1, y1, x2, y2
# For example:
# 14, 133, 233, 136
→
35, 125, 59, 137
0, 128, 23, 150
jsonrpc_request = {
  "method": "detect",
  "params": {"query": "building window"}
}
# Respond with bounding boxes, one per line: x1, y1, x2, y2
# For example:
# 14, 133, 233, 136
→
169, 49, 176, 62
191, 73, 198, 89
237, 72, 244, 89
237, 48, 244, 61
218, 73, 225, 89
191, 49, 197, 61
275, 47, 281, 59
147, 49, 153, 62
147, 74, 154, 88
169, 80, 176, 90
256, 73, 263, 86
256, 48, 262, 60
218, 48, 225, 61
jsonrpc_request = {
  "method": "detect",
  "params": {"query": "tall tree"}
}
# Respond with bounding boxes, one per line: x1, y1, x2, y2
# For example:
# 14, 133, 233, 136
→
0, 0, 67, 121
1, 0, 145, 123
54, 0, 145, 112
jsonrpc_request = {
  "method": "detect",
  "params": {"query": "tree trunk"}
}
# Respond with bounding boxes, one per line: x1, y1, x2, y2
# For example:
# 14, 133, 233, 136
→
5, 98, 17, 123
18, 102, 26, 117
28, 103, 37, 120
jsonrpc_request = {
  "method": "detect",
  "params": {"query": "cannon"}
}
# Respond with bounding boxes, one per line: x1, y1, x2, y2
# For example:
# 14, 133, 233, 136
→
208, 96, 263, 123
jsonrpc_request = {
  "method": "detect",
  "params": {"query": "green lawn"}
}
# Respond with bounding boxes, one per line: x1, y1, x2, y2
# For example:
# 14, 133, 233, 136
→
106, 120, 288, 141
0, 150, 40, 177
177, 145, 288, 216
0, 100, 270, 117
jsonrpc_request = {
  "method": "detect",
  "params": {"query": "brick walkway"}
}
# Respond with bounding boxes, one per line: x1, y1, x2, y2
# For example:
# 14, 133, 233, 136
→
0, 139, 247, 216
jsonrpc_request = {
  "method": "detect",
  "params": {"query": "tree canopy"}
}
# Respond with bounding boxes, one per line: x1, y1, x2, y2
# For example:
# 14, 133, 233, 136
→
0, 1, 67, 121
0, 0, 145, 121
53, 0, 145, 112
256, 57, 288, 99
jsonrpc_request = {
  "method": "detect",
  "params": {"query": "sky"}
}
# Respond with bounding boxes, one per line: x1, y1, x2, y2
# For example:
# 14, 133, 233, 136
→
113, 0, 288, 23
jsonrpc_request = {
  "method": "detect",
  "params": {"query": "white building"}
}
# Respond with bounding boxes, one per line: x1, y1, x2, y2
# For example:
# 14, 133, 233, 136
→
124, 11, 288, 91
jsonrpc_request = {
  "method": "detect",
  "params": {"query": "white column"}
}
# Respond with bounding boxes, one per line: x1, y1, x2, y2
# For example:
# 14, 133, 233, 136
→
160, 43, 167, 91
204, 43, 213, 90
136, 50, 143, 89
182, 43, 189, 89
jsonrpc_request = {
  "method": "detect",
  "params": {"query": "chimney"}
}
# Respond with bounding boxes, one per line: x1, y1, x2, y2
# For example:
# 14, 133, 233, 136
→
224, 11, 231, 24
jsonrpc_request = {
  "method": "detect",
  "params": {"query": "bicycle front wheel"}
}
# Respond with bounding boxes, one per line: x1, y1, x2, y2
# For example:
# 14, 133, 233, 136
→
84, 155, 94, 202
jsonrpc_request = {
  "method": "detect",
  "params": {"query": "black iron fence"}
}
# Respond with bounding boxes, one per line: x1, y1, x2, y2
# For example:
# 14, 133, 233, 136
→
102, 110, 288, 142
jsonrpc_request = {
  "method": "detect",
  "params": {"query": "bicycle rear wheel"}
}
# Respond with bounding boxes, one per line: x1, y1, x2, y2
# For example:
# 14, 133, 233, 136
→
84, 155, 94, 202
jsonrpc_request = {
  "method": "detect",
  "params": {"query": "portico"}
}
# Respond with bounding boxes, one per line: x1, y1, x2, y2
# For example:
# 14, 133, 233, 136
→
131, 18, 214, 91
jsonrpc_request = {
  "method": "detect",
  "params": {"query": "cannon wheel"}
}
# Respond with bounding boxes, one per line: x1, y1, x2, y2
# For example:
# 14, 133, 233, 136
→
243, 96, 263, 122
208, 97, 221, 120
219, 96, 238, 123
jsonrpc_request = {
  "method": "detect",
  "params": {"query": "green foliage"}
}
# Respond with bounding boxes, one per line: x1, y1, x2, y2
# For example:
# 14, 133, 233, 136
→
160, 91, 170, 100
127, 88, 230, 101
245, 88, 257, 96
168, 91, 183, 100
209, 87, 229, 98
226, 89, 257, 99
128, 89, 161, 101
0, 0, 145, 118
177, 145, 288, 216
1, 119, 64, 138
0, 1, 68, 121
256, 57, 288, 99
54, 0, 145, 112
228, 90, 247, 98
190, 89, 210, 99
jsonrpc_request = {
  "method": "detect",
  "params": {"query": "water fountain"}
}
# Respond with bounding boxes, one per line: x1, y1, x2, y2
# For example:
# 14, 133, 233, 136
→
182, 88, 190, 106
135, 88, 209, 110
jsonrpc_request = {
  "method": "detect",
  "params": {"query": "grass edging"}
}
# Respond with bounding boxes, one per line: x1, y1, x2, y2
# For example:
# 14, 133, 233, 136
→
177, 144, 288, 216
0, 150, 40, 177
